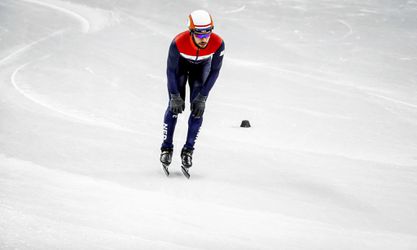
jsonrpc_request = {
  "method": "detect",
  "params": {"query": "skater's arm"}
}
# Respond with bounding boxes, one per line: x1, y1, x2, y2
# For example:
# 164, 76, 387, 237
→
166, 41, 180, 94
200, 41, 225, 96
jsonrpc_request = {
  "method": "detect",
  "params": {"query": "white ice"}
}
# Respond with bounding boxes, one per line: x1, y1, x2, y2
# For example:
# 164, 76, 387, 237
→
1, 0, 417, 249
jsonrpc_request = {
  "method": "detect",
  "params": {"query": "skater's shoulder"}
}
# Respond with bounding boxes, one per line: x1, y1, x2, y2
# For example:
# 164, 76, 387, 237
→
210, 33, 223, 44
208, 33, 223, 51
173, 31, 191, 43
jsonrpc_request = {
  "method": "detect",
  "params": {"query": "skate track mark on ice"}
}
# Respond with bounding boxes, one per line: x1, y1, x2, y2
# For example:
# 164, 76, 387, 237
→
21, 0, 90, 33
116, 7, 171, 38
0, 30, 64, 66
224, 5, 246, 14
367, 92, 417, 110
11, 62, 141, 134
336, 19, 353, 40
2, 1, 139, 134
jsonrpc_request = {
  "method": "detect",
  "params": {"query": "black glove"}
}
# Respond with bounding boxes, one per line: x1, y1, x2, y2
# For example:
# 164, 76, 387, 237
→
191, 94, 207, 118
170, 93, 185, 114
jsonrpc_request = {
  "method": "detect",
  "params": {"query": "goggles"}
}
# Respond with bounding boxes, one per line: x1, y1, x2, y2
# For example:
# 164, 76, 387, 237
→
192, 28, 213, 39
194, 32, 211, 39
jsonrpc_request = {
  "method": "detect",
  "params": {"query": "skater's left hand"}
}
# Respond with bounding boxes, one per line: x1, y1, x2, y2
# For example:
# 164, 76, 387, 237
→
191, 94, 207, 118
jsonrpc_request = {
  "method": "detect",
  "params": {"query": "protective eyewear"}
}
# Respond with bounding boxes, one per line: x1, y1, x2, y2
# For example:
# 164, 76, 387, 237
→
194, 32, 212, 39
193, 27, 212, 39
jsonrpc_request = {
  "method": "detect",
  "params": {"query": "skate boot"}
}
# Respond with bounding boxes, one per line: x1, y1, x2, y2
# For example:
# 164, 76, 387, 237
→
180, 148, 193, 179
160, 148, 173, 165
181, 148, 193, 179
181, 147, 193, 168
160, 148, 173, 176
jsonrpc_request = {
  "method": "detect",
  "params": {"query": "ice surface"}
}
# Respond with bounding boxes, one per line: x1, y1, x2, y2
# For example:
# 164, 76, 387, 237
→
1, 0, 417, 249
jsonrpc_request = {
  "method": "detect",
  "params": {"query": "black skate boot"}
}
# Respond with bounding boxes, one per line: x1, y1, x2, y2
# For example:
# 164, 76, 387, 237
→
180, 148, 193, 179
160, 148, 173, 176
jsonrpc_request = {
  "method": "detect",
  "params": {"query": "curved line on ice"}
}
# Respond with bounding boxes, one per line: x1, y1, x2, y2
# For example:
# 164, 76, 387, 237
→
11, 62, 140, 134
336, 19, 353, 40
116, 8, 171, 39
21, 0, 90, 33
0, 30, 64, 66
224, 5, 246, 14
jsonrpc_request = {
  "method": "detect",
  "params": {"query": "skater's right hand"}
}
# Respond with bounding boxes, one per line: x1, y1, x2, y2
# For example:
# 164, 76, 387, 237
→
169, 93, 185, 114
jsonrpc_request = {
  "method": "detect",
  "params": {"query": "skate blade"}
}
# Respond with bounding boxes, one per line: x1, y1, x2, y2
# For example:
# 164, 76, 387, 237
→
181, 165, 190, 179
162, 164, 170, 176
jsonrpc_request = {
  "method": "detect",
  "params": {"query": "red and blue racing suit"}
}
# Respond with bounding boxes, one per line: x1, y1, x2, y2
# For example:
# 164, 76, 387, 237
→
162, 31, 225, 150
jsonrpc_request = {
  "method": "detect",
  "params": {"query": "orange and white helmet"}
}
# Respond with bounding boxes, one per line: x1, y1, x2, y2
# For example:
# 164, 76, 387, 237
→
187, 10, 214, 32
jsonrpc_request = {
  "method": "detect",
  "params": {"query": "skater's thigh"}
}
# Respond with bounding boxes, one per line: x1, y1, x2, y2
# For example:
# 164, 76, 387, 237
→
176, 73, 187, 99
188, 63, 210, 100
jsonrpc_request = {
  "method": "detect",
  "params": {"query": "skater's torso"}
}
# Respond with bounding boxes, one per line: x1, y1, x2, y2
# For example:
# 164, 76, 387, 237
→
173, 31, 223, 64
166, 31, 225, 96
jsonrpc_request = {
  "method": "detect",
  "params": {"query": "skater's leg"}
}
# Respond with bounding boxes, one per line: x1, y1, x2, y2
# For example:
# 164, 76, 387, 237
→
161, 107, 178, 149
183, 62, 210, 150
182, 105, 201, 169
184, 115, 203, 149
161, 73, 187, 149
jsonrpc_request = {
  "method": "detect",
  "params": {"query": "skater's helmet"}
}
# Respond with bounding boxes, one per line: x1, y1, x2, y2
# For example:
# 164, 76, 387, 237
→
187, 10, 214, 33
